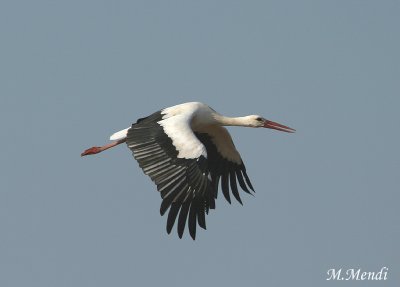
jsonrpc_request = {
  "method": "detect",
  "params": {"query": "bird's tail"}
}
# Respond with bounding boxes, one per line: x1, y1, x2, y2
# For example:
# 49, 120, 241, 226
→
110, 127, 130, 141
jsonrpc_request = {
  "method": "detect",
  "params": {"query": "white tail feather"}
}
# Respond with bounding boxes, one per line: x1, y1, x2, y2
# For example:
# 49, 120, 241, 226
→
110, 128, 129, 141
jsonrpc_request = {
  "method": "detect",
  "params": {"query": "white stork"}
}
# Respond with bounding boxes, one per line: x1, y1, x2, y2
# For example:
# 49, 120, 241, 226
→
81, 102, 295, 239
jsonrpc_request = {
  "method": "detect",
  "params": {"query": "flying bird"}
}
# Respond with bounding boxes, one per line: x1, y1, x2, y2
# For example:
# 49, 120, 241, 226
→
81, 102, 295, 239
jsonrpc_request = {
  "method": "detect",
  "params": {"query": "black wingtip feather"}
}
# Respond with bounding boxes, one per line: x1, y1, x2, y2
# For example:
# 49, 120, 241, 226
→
166, 203, 180, 234
230, 171, 242, 205
197, 204, 206, 230
177, 202, 191, 238
188, 203, 197, 240
241, 169, 255, 192
160, 198, 172, 216
221, 173, 231, 204
236, 169, 251, 194
212, 175, 220, 199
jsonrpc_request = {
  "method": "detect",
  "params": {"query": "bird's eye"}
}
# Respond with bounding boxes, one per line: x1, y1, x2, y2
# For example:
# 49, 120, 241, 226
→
256, 117, 263, 122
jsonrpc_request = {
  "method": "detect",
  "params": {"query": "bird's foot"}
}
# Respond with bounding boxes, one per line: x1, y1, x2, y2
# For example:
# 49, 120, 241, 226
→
81, 146, 102, 156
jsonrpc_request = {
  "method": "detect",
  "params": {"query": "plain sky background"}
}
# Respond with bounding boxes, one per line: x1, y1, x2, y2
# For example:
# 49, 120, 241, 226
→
1, 1, 399, 286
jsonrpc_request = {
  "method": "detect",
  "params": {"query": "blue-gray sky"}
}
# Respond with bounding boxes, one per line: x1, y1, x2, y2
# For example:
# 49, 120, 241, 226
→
1, 1, 399, 286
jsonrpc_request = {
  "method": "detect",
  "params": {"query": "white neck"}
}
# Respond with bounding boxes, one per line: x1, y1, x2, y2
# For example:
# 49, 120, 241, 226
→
213, 114, 253, 127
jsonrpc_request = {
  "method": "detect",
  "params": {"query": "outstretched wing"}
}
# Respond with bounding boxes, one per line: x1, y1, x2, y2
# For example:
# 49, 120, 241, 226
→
126, 111, 215, 240
194, 126, 254, 205
127, 112, 255, 239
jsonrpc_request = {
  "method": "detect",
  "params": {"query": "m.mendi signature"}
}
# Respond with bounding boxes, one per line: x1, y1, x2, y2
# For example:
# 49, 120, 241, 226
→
326, 267, 388, 281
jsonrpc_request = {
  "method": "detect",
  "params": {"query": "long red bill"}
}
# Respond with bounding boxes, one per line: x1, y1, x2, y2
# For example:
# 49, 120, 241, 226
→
264, 120, 296, 133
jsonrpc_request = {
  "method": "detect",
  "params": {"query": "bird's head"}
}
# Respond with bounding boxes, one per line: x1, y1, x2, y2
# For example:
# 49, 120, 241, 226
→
246, 115, 295, 132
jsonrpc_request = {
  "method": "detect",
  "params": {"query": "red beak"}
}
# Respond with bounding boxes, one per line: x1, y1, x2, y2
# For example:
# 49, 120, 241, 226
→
264, 120, 295, 133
